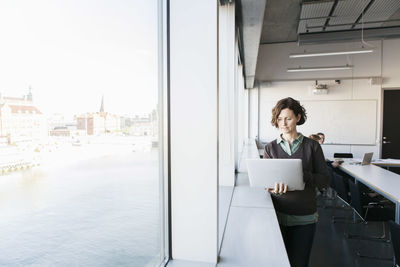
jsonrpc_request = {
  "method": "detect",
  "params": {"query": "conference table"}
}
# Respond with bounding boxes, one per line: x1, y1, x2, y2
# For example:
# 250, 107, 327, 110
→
334, 160, 400, 224
371, 158, 400, 168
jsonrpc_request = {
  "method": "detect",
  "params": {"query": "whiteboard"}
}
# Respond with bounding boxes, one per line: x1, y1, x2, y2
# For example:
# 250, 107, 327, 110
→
259, 100, 377, 145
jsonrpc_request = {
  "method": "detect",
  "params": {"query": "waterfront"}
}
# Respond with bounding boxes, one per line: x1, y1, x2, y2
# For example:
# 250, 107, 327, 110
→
0, 137, 162, 266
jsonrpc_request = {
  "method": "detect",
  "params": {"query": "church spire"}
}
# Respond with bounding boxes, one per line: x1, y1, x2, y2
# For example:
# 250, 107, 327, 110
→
100, 95, 104, 113
27, 85, 33, 102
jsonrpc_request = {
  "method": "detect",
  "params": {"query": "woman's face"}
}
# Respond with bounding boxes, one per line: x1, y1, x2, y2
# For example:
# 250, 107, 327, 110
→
277, 108, 300, 134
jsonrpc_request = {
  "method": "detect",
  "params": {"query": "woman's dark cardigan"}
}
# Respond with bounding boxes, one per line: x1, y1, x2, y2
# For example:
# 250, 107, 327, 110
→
264, 137, 331, 215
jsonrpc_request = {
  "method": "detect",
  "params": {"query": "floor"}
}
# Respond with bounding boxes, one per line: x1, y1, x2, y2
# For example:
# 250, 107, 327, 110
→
168, 174, 397, 267
310, 195, 395, 267
219, 186, 235, 252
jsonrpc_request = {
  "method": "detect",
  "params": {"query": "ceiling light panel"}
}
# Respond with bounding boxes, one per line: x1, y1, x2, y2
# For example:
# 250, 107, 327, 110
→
298, 1, 334, 33
362, 0, 400, 23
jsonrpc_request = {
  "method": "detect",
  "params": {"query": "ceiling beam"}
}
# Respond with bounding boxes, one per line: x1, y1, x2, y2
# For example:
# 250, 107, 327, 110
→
240, 0, 267, 88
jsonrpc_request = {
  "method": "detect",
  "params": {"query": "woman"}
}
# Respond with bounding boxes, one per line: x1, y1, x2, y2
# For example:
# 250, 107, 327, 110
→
264, 97, 330, 267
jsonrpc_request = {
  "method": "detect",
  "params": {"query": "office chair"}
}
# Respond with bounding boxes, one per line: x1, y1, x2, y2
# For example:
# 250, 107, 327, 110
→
389, 220, 400, 266
347, 180, 395, 260
317, 163, 335, 208
319, 162, 336, 204
333, 153, 353, 158
330, 172, 353, 223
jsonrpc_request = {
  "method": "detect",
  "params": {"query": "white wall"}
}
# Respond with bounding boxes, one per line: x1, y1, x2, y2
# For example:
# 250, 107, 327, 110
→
170, 0, 218, 263
258, 79, 381, 158
382, 39, 400, 87
252, 38, 400, 159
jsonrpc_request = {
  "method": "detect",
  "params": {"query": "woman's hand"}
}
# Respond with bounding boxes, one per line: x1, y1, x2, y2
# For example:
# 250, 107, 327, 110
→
332, 160, 342, 168
265, 182, 288, 195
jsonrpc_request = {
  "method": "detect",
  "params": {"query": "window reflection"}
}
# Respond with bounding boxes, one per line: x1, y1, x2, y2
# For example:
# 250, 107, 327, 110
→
0, 1, 164, 266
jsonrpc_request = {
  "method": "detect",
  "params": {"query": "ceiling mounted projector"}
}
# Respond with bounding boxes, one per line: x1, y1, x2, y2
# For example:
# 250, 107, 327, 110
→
315, 84, 327, 90
312, 81, 328, 95
312, 88, 328, 95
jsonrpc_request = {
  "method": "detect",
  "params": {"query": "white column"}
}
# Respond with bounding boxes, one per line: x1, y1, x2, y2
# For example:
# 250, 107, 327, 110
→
170, 0, 218, 263
248, 86, 259, 140
236, 64, 246, 162
237, 64, 246, 157
218, 3, 235, 187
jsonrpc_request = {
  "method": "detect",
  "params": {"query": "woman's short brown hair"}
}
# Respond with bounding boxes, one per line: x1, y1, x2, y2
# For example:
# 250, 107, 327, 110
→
271, 97, 307, 128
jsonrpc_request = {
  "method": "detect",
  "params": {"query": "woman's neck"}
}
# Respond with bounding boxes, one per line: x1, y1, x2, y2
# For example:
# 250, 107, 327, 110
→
282, 132, 299, 144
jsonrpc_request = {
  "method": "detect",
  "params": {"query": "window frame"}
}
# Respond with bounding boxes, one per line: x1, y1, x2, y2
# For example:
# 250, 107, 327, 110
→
158, 0, 170, 265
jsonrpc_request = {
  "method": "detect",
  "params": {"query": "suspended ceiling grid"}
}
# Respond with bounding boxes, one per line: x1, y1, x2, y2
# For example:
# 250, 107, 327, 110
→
328, 0, 369, 31
298, 0, 400, 34
354, 0, 400, 28
298, 1, 334, 33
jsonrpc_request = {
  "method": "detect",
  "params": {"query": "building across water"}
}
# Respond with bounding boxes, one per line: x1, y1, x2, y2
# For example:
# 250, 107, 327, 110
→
0, 88, 47, 144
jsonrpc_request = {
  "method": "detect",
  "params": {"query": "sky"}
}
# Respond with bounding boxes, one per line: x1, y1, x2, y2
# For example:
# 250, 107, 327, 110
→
0, 0, 159, 119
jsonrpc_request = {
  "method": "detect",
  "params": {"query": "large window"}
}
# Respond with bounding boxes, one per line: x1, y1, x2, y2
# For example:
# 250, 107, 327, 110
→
0, 1, 167, 266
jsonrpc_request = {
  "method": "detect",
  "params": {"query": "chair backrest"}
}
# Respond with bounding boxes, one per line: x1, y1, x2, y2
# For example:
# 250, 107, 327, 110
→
326, 163, 335, 189
333, 172, 350, 204
333, 153, 353, 158
348, 180, 365, 219
389, 220, 400, 265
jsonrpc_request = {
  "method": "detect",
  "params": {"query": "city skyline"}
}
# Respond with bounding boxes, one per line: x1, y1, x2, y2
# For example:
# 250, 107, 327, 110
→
0, 89, 158, 121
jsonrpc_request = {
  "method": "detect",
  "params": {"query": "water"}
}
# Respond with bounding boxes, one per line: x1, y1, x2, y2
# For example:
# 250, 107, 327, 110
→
0, 139, 162, 267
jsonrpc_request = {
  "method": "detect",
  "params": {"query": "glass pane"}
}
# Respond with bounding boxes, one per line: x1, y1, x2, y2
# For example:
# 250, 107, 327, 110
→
0, 1, 164, 266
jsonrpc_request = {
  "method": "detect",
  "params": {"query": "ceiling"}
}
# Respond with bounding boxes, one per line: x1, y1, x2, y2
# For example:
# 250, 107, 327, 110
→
260, 0, 300, 44
261, 0, 400, 44
238, 0, 400, 88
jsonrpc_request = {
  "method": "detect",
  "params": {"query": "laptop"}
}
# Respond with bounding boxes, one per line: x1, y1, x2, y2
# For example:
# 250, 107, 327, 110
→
358, 152, 374, 165
246, 158, 304, 191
